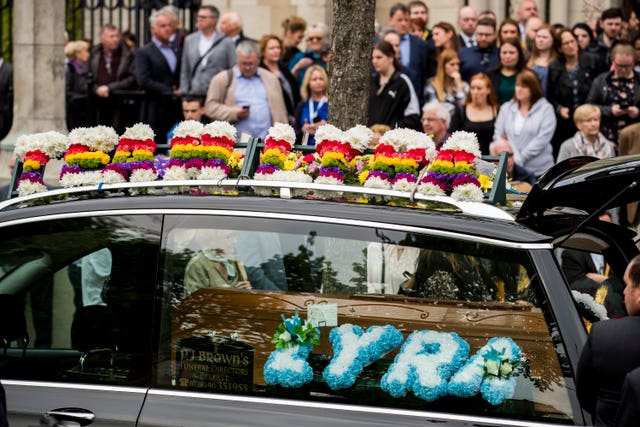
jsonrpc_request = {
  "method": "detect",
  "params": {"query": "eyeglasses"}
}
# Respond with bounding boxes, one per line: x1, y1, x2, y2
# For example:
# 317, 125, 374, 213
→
307, 36, 323, 42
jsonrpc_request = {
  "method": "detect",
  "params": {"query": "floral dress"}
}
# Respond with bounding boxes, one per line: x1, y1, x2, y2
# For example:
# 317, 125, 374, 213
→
603, 75, 636, 142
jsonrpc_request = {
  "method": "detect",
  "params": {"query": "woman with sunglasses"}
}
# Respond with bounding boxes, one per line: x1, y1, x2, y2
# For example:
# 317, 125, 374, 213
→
288, 23, 330, 86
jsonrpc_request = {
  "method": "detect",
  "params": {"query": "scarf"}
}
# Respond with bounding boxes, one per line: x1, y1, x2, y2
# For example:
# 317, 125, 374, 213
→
574, 132, 614, 158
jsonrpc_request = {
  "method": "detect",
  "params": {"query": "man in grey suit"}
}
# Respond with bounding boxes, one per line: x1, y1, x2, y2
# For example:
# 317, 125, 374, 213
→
179, 5, 236, 97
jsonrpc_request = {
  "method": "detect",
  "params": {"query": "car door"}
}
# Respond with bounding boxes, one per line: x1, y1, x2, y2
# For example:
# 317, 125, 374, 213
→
140, 211, 582, 426
0, 213, 161, 426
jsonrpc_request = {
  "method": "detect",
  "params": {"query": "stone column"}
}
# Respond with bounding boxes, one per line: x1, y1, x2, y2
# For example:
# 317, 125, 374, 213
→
0, 0, 66, 184
1, 0, 66, 148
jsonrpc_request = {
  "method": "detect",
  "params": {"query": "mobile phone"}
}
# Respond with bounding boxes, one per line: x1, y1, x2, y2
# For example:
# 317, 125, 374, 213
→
312, 116, 322, 123
620, 101, 631, 109
242, 105, 250, 110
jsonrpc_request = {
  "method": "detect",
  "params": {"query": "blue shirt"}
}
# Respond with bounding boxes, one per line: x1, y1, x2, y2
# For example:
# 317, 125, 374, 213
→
400, 34, 410, 68
234, 68, 272, 139
152, 38, 177, 72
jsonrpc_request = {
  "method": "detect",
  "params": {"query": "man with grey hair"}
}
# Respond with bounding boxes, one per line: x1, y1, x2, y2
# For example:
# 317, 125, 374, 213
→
135, 9, 182, 143
219, 11, 257, 45
205, 41, 287, 139
180, 5, 236, 97
421, 102, 451, 147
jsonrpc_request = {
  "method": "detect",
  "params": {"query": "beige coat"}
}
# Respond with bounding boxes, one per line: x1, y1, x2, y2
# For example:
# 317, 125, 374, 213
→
204, 66, 288, 125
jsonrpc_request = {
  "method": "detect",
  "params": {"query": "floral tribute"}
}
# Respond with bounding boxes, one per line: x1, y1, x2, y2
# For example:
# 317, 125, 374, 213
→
253, 123, 311, 195
448, 337, 522, 405
322, 324, 403, 390
164, 120, 204, 184
363, 128, 437, 191
102, 123, 158, 184
60, 126, 118, 187
199, 121, 242, 181
416, 131, 484, 201
13, 131, 67, 196
381, 330, 470, 402
312, 124, 366, 186
263, 309, 320, 388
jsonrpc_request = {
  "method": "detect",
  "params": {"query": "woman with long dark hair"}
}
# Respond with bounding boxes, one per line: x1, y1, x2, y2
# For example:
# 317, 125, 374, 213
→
368, 41, 421, 131
487, 38, 527, 105
547, 28, 603, 158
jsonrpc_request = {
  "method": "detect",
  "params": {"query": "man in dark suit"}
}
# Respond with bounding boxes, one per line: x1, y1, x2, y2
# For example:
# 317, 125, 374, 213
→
458, 17, 498, 82
0, 58, 13, 142
577, 254, 640, 426
388, 3, 429, 104
615, 366, 640, 426
135, 9, 182, 144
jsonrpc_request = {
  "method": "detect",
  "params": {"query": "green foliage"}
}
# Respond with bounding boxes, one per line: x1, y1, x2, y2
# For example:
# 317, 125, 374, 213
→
1, 0, 12, 62
65, 0, 83, 42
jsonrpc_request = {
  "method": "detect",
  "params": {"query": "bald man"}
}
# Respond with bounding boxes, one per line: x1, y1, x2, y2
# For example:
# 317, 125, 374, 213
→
219, 11, 257, 45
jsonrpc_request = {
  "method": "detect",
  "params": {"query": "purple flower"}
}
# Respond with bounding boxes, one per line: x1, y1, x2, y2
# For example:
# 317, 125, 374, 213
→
60, 164, 83, 178
367, 170, 391, 180
257, 164, 280, 174
185, 158, 205, 170
393, 172, 417, 183
18, 171, 44, 183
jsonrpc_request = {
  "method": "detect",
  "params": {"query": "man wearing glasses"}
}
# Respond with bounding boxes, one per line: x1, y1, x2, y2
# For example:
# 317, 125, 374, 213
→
458, 17, 499, 82
586, 43, 640, 144
179, 5, 236, 97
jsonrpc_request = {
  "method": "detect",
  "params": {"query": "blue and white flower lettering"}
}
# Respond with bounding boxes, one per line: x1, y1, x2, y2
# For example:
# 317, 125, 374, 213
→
263, 344, 314, 388
381, 330, 469, 401
323, 324, 403, 390
448, 337, 521, 405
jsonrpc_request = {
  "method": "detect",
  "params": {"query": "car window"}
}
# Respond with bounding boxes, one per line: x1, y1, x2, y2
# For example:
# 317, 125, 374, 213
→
0, 215, 161, 387
155, 215, 576, 423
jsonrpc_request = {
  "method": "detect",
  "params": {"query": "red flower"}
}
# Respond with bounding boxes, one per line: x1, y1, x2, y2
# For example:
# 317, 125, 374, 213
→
264, 138, 292, 153
201, 134, 235, 149
66, 144, 90, 154
375, 144, 396, 156
170, 136, 200, 148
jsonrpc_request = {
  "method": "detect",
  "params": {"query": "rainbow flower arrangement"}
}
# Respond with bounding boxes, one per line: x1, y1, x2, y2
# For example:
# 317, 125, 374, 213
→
253, 123, 311, 196
163, 121, 203, 192
263, 309, 320, 388
13, 131, 67, 196
312, 124, 365, 186
416, 131, 484, 202
60, 126, 118, 187
198, 121, 241, 181
102, 123, 158, 184
363, 128, 437, 192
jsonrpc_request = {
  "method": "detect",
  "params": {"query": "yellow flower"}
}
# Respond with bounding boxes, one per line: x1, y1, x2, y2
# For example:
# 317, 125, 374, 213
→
358, 170, 370, 184
23, 159, 41, 170
323, 151, 347, 164
478, 174, 492, 191
284, 159, 297, 170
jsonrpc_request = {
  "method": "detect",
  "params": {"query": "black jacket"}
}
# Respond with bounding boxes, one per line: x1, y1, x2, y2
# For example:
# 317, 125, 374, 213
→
368, 71, 420, 130
0, 61, 13, 141
577, 316, 640, 426
260, 61, 300, 119
135, 42, 181, 144
66, 62, 92, 130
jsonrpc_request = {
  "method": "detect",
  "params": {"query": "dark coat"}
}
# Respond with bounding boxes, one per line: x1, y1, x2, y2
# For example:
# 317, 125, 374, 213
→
403, 34, 429, 104
368, 71, 421, 131
0, 61, 13, 141
562, 249, 598, 285
135, 42, 181, 144
547, 52, 603, 156
615, 366, 640, 427
458, 44, 499, 82
576, 316, 640, 426
89, 43, 136, 132
65, 62, 92, 130
260, 61, 300, 119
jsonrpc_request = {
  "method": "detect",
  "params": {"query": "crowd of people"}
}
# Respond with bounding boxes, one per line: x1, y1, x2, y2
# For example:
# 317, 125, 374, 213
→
54, 2, 640, 192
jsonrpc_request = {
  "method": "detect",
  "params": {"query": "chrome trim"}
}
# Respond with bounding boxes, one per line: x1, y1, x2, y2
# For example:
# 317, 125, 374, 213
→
0, 179, 514, 220
0, 208, 552, 250
145, 388, 569, 427
1, 379, 146, 394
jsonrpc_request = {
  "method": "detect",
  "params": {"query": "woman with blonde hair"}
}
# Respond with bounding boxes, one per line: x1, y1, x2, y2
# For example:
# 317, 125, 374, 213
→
423, 49, 468, 108
527, 24, 558, 95
64, 40, 92, 130
294, 64, 329, 145
454, 73, 499, 154
556, 104, 615, 162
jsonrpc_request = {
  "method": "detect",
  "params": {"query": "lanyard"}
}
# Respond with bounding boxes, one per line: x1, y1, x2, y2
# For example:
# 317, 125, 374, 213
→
308, 96, 327, 120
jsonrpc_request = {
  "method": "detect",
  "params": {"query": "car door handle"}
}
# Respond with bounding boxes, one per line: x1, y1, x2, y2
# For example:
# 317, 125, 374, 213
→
44, 408, 95, 426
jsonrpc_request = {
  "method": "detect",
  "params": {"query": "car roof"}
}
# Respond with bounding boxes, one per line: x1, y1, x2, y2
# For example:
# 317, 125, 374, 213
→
0, 181, 551, 246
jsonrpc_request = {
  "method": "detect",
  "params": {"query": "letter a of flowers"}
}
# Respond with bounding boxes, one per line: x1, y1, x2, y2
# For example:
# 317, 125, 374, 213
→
264, 309, 320, 388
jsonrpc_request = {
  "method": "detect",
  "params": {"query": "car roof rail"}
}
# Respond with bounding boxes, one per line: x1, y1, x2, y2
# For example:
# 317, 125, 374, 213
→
0, 178, 514, 220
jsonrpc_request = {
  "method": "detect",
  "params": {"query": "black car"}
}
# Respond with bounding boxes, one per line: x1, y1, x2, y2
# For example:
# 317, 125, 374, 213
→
0, 154, 639, 426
